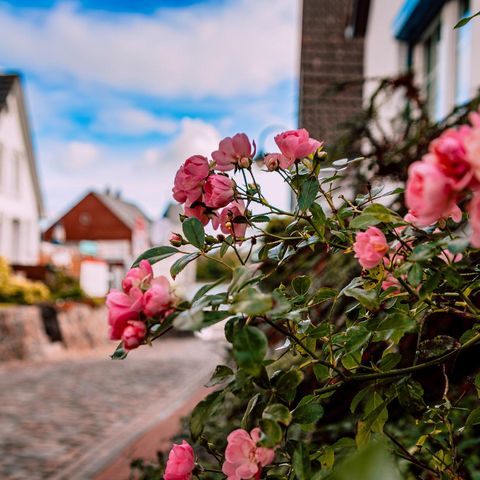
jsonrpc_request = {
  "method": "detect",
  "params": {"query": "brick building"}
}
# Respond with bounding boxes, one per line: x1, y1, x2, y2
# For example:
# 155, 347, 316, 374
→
299, 0, 366, 148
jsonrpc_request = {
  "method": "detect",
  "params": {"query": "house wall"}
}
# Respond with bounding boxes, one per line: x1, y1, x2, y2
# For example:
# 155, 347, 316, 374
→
299, 0, 365, 147
364, 0, 480, 118
0, 89, 40, 265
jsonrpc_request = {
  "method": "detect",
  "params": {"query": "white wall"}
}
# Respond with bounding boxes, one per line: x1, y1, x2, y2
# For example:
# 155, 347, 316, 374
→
0, 89, 40, 265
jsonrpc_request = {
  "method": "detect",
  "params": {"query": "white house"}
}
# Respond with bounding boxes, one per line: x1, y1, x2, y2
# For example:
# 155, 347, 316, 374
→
0, 74, 43, 265
351, 0, 480, 119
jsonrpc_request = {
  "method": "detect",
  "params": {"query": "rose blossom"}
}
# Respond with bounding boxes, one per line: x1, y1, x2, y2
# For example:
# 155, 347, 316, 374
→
106, 287, 143, 340
426, 127, 473, 191
219, 200, 247, 238
122, 259, 153, 293
143, 276, 174, 318
121, 320, 146, 351
468, 192, 480, 247
212, 133, 254, 172
203, 174, 235, 208
353, 226, 389, 269
184, 201, 210, 226
172, 155, 210, 205
381, 273, 401, 293
274, 129, 322, 168
439, 249, 463, 264
222, 428, 275, 480
405, 161, 457, 227
465, 124, 480, 183
164, 440, 195, 480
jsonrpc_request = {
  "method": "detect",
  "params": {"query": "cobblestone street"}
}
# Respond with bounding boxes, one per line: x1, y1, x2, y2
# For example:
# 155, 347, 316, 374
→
0, 336, 224, 480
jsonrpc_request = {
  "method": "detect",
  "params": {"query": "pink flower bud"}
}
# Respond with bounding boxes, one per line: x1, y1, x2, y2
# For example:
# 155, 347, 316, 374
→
164, 441, 195, 480
264, 153, 284, 171
218, 200, 247, 239
169, 232, 183, 247
353, 226, 389, 269
121, 320, 146, 351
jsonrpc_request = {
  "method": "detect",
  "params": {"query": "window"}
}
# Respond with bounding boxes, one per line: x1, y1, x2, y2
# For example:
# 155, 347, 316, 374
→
455, 0, 472, 105
0, 144, 3, 192
424, 21, 442, 119
12, 152, 21, 194
11, 219, 20, 263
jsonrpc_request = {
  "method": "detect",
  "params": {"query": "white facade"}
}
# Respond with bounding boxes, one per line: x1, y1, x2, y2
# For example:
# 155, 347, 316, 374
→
363, 0, 480, 118
0, 78, 42, 265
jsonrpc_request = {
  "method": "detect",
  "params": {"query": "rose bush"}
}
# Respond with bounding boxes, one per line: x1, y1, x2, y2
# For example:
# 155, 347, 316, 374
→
110, 115, 480, 479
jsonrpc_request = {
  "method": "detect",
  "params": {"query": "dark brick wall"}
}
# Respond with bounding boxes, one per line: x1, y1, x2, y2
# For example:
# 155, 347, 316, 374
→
299, 0, 364, 148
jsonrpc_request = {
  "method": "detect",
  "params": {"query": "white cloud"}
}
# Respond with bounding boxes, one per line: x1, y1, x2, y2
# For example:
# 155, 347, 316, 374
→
0, 0, 300, 98
93, 108, 178, 136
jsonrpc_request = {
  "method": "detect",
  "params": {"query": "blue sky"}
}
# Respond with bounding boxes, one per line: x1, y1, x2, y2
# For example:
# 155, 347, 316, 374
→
0, 0, 300, 220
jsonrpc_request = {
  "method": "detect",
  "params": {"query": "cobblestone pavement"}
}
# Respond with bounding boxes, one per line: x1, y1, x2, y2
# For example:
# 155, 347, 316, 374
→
0, 336, 224, 480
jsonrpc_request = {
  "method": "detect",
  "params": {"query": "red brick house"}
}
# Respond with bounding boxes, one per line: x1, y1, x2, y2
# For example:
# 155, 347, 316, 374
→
43, 190, 150, 292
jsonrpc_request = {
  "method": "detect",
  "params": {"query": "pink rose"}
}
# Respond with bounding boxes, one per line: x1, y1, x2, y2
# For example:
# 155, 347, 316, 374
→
173, 155, 210, 205
465, 126, 480, 183
381, 273, 401, 293
219, 200, 247, 238
468, 193, 480, 248
203, 174, 235, 209
122, 259, 153, 293
439, 249, 463, 264
405, 161, 457, 227
274, 129, 322, 168
184, 201, 210, 226
426, 127, 473, 191
121, 320, 146, 351
164, 440, 195, 480
353, 226, 389, 269
222, 428, 275, 480
212, 133, 254, 172
143, 276, 173, 318
106, 287, 143, 340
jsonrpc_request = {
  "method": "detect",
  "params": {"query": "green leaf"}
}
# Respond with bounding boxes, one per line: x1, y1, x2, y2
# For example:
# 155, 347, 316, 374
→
379, 352, 402, 371
132, 246, 179, 267
174, 308, 230, 331
319, 446, 335, 471
233, 326, 268, 375
409, 243, 436, 261
292, 275, 312, 295
190, 390, 222, 440
170, 252, 199, 279
310, 202, 326, 238
466, 407, 480, 427
205, 365, 235, 387
192, 277, 227, 304
182, 217, 205, 249
407, 262, 423, 287
343, 287, 380, 311
454, 11, 480, 29
263, 403, 292, 426
228, 266, 261, 296
350, 386, 372, 413
241, 393, 260, 429
219, 236, 233, 257
292, 443, 311, 480
350, 204, 402, 229
250, 214, 270, 223
298, 177, 319, 211
259, 418, 283, 448
110, 342, 128, 360
274, 370, 304, 403
311, 287, 337, 303
292, 396, 324, 424
395, 378, 426, 416
231, 287, 273, 316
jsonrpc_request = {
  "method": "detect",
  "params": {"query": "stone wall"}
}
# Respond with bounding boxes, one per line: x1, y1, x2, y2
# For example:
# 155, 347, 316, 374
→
0, 303, 109, 362
299, 0, 364, 148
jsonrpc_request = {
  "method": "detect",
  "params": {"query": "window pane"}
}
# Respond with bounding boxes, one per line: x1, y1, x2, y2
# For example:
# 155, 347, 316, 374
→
455, 0, 471, 105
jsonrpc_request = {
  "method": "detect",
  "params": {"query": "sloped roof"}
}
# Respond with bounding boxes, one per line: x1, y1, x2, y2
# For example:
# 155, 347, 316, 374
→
94, 191, 151, 229
0, 73, 44, 216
